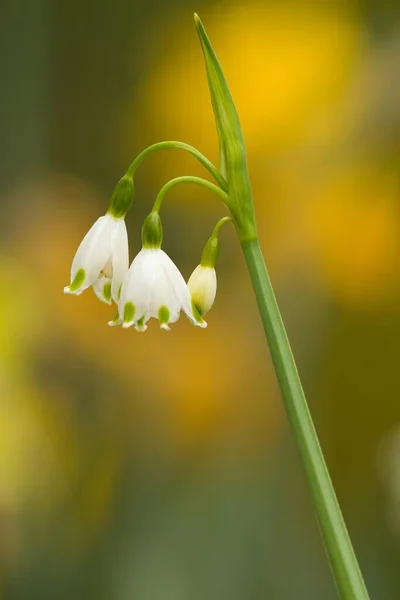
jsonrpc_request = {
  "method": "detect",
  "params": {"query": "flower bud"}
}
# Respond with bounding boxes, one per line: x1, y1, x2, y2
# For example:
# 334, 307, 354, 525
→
187, 264, 217, 316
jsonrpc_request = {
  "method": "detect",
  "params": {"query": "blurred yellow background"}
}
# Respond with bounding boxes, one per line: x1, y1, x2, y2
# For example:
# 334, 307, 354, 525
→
1, 0, 399, 598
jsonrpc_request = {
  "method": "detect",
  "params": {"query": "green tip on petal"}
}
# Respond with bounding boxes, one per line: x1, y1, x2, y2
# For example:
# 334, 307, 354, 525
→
108, 313, 122, 327
68, 268, 85, 292
191, 300, 207, 323
135, 316, 147, 332
103, 281, 112, 303
158, 305, 170, 329
123, 302, 136, 324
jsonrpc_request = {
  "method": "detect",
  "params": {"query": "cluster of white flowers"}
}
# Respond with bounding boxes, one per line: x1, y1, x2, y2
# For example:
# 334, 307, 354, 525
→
64, 212, 218, 331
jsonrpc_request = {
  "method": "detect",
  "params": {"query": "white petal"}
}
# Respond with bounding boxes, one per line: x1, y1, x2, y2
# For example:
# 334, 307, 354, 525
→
63, 285, 83, 296
156, 252, 206, 327
108, 315, 123, 327
138, 250, 184, 324
92, 276, 112, 305
135, 321, 148, 332
118, 249, 154, 324
110, 218, 129, 303
182, 301, 207, 328
66, 215, 116, 294
148, 263, 182, 320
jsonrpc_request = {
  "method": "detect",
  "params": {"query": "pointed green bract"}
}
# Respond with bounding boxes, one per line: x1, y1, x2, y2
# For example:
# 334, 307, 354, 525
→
194, 14, 257, 242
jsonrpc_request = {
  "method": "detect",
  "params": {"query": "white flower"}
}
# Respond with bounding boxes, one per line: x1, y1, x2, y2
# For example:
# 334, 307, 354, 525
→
110, 248, 207, 331
187, 265, 217, 316
64, 213, 129, 304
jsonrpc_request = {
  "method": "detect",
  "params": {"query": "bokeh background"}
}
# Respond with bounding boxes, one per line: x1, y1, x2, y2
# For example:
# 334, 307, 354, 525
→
1, 0, 400, 597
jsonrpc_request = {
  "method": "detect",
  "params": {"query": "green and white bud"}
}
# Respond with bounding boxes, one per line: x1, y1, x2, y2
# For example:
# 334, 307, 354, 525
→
188, 264, 217, 316
187, 215, 232, 316
187, 229, 220, 316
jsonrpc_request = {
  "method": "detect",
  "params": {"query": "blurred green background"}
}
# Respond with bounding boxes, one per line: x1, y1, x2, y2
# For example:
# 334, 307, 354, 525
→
1, 0, 400, 598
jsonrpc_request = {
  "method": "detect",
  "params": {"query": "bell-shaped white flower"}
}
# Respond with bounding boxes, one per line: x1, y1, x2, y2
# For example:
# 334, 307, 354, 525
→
187, 265, 217, 316
110, 248, 207, 331
64, 213, 129, 304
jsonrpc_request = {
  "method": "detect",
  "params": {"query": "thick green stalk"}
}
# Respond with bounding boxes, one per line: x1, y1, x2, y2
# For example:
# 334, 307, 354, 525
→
242, 239, 370, 600
194, 13, 369, 596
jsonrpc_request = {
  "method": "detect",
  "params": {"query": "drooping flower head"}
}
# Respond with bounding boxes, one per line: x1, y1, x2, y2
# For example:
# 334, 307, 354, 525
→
63, 174, 134, 304
187, 216, 231, 316
110, 212, 206, 331
63, 213, 129, 304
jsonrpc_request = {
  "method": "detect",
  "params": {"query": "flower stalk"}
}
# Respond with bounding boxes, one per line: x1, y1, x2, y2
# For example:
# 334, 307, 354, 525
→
188, 216, 233, 316
152, 175, 228, 213
64, 17, 370, 596
194, 13, 370, 600
126, 140, 228, 192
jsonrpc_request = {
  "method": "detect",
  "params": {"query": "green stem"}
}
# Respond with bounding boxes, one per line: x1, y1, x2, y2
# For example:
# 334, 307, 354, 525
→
126, 141, 228, 192
200, 216, 233, 268
211, 215, 233, 237
152, 175, 228, 213
242, 239, 370, 600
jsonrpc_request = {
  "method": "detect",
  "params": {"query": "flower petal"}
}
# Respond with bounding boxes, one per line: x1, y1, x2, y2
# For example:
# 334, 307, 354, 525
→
110, 218, 129, 303
108, 314, 123, 327
119, 249, 152, 322
63, 267, 86, 295
67, 215, 115, 294
93, 276, 112, 305
156, 252, 207, 328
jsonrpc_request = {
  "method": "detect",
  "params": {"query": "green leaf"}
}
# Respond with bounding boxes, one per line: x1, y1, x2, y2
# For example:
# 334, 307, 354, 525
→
194, 13, 257, 242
